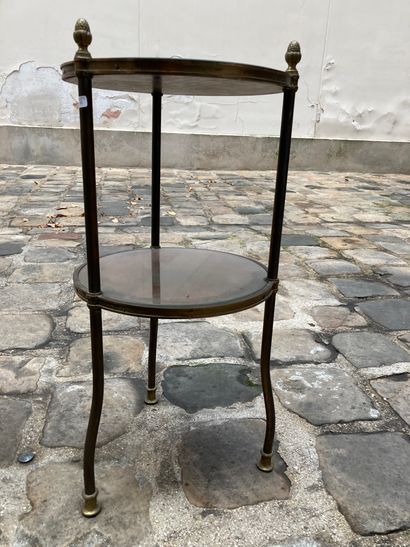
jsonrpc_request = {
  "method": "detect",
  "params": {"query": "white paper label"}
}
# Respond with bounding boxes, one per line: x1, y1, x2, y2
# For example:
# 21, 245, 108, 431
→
78, 95, 88, 108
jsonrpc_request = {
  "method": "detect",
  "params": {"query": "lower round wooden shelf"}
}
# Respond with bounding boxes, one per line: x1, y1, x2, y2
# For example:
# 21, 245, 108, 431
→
74, 247, 276, 318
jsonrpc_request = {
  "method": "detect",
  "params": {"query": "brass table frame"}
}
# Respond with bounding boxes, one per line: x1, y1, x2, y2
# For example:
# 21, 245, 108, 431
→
61, 18, 301, 517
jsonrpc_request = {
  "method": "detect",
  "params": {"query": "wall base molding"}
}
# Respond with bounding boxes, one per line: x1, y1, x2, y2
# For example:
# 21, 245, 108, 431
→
0, 125, 409, 173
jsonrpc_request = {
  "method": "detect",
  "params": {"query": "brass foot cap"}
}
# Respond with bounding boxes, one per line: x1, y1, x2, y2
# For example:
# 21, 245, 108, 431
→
257, 450, 273, 473
82, 489, 101, 518
144, 388, 158, 405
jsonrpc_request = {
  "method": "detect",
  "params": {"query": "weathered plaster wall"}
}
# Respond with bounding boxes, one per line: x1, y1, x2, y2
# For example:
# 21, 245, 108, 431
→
315, 0, 410, 141
0, 0, 409, 142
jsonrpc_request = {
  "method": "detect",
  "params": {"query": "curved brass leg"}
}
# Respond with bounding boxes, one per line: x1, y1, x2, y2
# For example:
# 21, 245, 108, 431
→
145, 318, 158, 405
82, 306, 104, 517
257, 295, 276, 473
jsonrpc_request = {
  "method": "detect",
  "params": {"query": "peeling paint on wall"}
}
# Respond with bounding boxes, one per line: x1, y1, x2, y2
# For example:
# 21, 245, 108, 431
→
1, 58, 408, 141
314, 0, 410, 142
0, 62, 77, 126
316, 55, 410, 141
0, 62, 146, 130
0, 62, 281, 136
102, 108, 122, 120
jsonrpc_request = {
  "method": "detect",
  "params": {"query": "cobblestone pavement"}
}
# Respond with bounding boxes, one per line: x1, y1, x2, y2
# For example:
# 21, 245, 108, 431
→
0, 164, 409, 546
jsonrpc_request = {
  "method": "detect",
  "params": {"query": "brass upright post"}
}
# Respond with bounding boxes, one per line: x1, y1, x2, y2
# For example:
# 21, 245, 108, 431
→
257, 41, 301, 473
74, 18, 104, 517
145, 91, 163, 405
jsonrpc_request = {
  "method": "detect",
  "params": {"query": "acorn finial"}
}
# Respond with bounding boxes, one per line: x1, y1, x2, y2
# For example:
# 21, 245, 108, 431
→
285, 41, 301, 74
73, 18, 92, 59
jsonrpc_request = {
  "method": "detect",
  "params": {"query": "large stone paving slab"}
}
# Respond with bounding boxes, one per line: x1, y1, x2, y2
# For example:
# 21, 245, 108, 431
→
162, 363, 261, 413
281, 279, 340, 305
322, 237, 376, 251
247, 329, 333, 363
66, 304, 140, 333
307, 259, 361, 276
272, 367, 379, 425
0, 398, 32, 465
37, 231, 83, 243
357, 299, 410, 330
309, 306, 367, 330
179, 419, 290, 508
9, 262, 73, 283
58, 335, 145, 377
342, 249, 406, 266
281, 234, 319, 246
0, 313, 54, 350
371, 374, 410, 425
157, 321, 243, 360
377, 266, 410, 288
0, 356, 46, 393
42, 379, 145, 448
232, 298, 294, 322
0, 284, 66, 311
212, 213, 247, 224
329, 278, 398, 298
316, 432, 410, 535
332, 332, 410, 368
278, 261, 307, 278
24, 246, 76, 263
287, 246, 337, 260
377, 240, 410, 255
19, 463, 152, 545
0, 242, 24, 256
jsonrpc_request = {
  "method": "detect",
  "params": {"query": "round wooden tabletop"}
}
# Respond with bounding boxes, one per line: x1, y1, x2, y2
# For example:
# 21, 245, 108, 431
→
74, 247, 276, 318
61, 58, 290, 95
